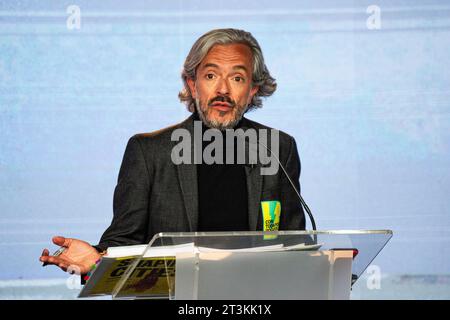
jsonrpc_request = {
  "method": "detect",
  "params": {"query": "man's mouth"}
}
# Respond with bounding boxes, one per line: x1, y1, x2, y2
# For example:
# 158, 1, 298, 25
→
210, 102, 233, 112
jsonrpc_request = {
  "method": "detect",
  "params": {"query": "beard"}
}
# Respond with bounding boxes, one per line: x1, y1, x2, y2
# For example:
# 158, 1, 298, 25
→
195, 97, 247, 130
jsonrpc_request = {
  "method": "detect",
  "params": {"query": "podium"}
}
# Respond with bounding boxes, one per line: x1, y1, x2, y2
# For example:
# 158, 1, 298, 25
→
111, 230, 392, 300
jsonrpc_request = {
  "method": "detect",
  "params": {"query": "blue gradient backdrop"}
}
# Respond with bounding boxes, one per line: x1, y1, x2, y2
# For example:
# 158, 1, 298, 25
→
0, 0, 449, 283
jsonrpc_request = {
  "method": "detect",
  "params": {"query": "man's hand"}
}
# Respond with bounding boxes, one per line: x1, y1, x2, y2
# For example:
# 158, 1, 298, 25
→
40, 236, 102, 274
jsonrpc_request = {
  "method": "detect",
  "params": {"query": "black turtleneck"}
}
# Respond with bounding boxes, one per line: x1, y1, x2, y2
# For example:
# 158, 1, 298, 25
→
195, 112, 249, 232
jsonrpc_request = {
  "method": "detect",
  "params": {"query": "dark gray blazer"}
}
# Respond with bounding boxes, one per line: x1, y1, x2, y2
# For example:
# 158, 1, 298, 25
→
96, 114, 305, 250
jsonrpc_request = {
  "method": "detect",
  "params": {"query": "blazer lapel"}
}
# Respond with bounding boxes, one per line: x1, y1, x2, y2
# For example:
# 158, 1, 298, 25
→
238, 117, 264, 231
245, 165, 263, 231
175, 114, 199, 231
177, 163, 199, 231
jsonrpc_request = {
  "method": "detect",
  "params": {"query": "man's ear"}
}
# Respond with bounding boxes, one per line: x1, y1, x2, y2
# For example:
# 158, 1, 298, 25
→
247, 86, 259, 105
187, 78, 197, 99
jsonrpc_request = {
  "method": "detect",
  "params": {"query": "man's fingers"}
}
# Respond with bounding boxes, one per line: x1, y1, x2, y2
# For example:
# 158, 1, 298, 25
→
40, 255, 78, 272
40, 248, 81, 273
39, 255, 52, 264
40, 255, 63, 265
52, 236, 70, 247
40, 249, 51, 262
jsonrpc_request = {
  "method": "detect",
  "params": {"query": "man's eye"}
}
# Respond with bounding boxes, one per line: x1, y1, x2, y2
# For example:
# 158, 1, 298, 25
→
234, 76, 244, 82
206, 74, 215, 80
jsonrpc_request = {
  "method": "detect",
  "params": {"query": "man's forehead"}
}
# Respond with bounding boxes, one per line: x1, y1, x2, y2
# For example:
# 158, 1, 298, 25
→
199, 43, 253, 69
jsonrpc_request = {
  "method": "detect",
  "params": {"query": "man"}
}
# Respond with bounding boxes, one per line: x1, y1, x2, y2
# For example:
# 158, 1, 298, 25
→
39, 28, 306, 275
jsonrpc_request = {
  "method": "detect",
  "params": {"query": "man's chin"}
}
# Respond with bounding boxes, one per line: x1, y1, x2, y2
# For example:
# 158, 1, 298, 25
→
203, 116, 239, 130
195, 103, 244, 130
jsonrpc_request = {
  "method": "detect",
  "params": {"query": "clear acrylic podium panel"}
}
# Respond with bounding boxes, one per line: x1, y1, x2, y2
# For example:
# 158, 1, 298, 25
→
111, 230, 392, 299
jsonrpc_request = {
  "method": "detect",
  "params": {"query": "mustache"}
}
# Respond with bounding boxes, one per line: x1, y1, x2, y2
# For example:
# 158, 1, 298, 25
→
208, 96, 236, 107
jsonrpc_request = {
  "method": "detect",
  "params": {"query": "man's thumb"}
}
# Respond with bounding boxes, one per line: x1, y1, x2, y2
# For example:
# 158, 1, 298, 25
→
52, 236, 70, 247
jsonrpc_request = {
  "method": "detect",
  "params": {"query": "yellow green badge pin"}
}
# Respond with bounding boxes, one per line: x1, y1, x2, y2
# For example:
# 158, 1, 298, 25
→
261, 200, 281, 239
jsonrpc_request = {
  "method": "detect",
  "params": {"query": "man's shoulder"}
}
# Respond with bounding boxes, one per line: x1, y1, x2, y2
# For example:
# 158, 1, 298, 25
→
241, 116, 295, 146
130, 115, 193, 147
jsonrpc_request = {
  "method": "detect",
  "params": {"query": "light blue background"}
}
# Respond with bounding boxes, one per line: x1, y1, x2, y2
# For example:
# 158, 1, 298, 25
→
0, 0, 449, 288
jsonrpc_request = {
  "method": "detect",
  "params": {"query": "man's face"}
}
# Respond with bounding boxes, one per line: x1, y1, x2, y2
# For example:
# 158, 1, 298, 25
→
187, 43, 259, 129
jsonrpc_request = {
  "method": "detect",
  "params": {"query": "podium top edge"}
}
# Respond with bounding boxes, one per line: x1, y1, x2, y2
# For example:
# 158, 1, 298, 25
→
153, 230, 393, 238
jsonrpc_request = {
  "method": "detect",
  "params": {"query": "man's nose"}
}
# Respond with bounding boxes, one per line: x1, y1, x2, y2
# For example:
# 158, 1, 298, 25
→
216, 78, 230, 95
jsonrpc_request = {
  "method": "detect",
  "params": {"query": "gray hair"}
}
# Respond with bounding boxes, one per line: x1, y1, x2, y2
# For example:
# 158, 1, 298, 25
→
178, 28, 277, 112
